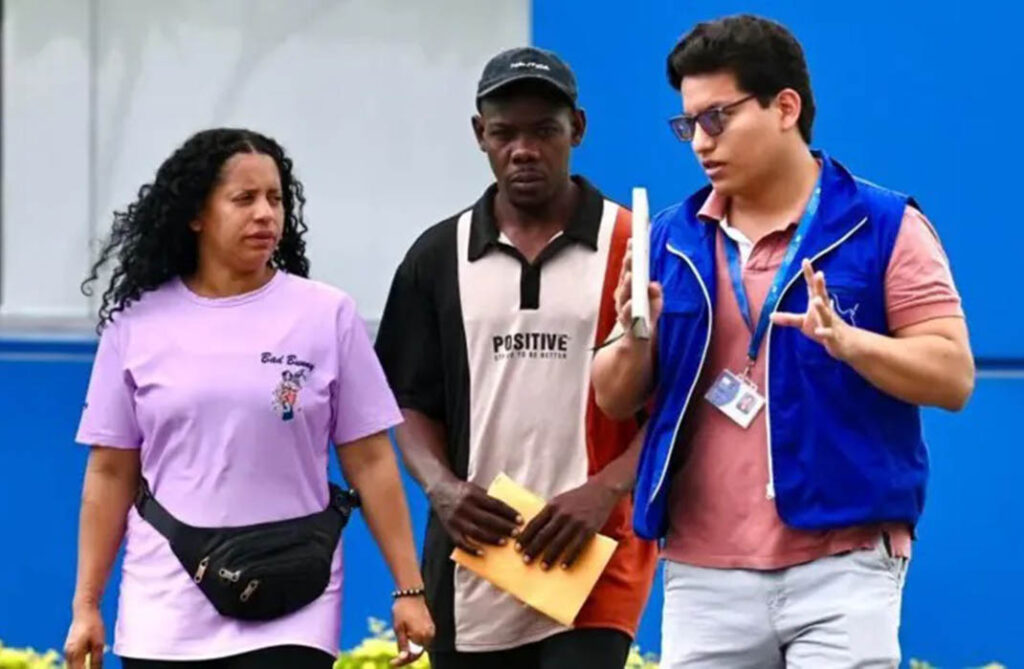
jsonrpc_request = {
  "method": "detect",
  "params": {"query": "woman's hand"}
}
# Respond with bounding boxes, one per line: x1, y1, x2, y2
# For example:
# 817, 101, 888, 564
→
391, 595, 435, 666
64, 605, 105, 669
336, 432, 436, 665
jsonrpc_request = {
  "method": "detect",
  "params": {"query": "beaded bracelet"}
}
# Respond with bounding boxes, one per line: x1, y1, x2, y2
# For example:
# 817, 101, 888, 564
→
393, 586, 426, 599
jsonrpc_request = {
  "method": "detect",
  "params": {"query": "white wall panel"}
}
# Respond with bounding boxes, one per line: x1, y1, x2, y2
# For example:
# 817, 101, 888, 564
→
2, 0, 92, 318
2, 0, 529, 321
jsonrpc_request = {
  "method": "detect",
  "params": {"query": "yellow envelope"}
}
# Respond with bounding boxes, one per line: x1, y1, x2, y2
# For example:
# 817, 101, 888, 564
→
450, 473, 618, 627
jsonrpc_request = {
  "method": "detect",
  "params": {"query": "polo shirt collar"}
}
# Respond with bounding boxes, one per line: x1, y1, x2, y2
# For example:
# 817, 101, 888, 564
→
468, 176, 604, 261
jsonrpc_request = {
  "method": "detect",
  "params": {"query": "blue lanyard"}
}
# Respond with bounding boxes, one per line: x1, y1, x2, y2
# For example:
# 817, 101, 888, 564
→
722, 181, 821, 368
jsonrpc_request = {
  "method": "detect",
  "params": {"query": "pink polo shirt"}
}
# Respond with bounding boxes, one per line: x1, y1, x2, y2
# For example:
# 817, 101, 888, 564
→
662, 191, 964, 569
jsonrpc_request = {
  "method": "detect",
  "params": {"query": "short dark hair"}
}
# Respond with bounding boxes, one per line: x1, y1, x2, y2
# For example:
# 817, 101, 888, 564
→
667, 15, 815, 143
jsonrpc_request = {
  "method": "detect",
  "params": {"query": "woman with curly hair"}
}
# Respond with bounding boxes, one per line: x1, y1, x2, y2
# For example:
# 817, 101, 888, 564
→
63, 128, 434, 669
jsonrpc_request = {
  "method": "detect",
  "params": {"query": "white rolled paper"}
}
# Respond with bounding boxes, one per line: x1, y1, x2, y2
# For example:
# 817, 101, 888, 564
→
630, 187, 652, 339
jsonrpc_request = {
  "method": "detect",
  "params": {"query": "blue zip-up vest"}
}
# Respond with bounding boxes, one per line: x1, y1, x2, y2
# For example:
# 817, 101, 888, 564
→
633, 151, 928, 540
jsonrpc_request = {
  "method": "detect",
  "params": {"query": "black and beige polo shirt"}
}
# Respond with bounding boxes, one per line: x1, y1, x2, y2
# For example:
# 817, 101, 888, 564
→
375, 177, 657, 653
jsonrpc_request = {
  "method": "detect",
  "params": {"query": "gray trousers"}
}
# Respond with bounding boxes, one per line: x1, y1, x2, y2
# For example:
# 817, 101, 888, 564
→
661, 537, 909, 668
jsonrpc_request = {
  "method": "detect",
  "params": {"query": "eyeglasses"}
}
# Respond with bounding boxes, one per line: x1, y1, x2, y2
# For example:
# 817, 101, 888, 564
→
667, 94, 757, 142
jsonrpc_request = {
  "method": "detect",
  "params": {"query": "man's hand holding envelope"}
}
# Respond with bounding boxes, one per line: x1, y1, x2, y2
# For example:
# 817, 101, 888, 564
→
450, 474, 620, 627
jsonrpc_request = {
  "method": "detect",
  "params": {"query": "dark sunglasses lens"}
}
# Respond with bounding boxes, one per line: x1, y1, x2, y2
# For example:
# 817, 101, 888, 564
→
670, 117, 695, 141
698, 110, 725, 137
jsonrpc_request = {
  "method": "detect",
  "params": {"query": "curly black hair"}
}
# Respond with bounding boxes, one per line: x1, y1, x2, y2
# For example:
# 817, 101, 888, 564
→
667, 15, 816, 144
82, 128, 309, 331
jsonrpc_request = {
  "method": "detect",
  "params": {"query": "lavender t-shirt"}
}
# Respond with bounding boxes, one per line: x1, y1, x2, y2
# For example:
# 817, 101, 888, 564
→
75, 271, 402, 660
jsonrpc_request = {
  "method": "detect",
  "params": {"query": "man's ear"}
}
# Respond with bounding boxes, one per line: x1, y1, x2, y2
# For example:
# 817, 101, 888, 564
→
570, 107, 587, 147
774, 88, 802, 134
471, 115, 486, 152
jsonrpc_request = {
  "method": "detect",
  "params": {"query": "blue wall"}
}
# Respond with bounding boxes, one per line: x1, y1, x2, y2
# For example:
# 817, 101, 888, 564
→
533, 0, 1023, 665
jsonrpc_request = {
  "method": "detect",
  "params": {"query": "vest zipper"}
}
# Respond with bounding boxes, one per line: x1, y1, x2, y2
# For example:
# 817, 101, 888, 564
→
763, 217, 868, 500
654, 244, 714, 504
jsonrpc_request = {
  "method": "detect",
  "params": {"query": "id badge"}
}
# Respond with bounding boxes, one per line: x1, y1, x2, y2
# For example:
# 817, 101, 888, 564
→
705, 369, 765, 429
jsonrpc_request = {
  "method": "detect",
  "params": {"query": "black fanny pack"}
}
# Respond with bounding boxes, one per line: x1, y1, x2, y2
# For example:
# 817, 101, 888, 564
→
135, 478, 359, 621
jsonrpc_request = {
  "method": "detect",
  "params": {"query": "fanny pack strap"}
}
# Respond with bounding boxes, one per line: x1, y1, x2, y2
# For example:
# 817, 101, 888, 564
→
135, 477, 197, 547
328, 486, 361, 517
135, 478, 360, 543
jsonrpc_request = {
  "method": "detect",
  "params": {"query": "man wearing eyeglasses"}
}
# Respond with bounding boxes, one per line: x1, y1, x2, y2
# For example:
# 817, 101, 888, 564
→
593, 15, 974, 667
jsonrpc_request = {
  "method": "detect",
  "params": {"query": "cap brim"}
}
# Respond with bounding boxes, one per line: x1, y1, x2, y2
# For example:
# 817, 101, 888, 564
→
476, 73, 576, 107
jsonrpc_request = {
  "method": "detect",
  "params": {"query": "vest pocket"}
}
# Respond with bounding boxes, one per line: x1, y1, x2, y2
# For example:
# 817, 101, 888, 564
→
824, 280, 868, 330
793, 279, 869, 366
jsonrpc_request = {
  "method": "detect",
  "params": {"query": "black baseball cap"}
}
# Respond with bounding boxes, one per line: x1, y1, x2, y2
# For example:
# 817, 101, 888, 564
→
476, 47, 578, 108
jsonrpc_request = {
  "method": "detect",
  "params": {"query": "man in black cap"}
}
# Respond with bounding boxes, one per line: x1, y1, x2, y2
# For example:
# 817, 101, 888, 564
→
375, 47, 658, 668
